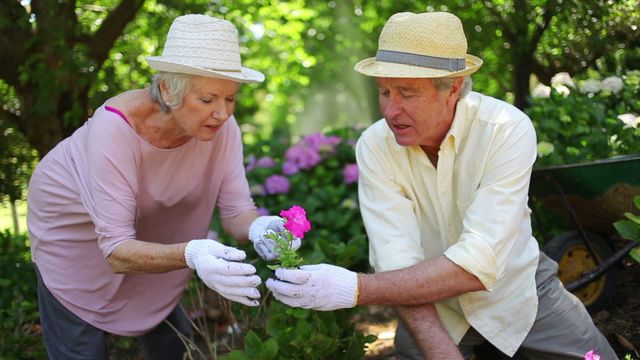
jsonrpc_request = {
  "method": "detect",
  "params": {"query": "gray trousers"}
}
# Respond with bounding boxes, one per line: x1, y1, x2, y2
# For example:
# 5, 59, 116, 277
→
395, 253, 618, 360
36, 265, 193, 360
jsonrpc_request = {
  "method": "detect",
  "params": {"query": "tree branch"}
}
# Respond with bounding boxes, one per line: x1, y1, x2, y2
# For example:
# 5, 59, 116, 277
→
0, 2, 31, 86
482, 1, 515, 41
529, 0, 558, 54
82, 0, 146, 69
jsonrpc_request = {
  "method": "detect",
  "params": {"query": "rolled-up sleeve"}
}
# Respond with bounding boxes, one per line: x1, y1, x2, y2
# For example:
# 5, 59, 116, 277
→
356, 130, 425, 272
444, 117, 537, 290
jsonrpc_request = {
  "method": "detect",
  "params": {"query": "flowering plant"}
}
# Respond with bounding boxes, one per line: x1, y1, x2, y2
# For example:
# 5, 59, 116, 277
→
267, 205, 311, 269
584, 350, 600, 360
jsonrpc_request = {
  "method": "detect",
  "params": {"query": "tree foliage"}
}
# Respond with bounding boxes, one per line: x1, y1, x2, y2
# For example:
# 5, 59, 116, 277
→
0, 0, 638, 200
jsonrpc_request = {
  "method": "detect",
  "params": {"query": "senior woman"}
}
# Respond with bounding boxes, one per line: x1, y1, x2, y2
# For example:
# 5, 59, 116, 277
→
27, 14, 292, 359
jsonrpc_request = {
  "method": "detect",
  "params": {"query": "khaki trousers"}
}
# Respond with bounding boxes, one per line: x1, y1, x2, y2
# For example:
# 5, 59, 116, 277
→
395, 253, 618, 360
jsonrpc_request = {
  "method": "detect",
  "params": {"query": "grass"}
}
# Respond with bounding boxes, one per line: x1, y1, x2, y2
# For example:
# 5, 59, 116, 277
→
0, 199, 28, 234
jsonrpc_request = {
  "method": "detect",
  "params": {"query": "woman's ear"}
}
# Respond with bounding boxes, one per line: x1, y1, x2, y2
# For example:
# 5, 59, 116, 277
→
159, 80, 171, 104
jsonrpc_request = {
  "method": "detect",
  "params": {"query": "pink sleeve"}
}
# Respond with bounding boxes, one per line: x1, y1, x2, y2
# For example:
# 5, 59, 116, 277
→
216, 118, 256, 219
82, 112, 139, 257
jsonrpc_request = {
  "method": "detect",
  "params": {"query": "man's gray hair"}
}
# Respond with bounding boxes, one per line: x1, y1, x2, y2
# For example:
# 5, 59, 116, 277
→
432, 76, 472, 98
149, 72, 193, 112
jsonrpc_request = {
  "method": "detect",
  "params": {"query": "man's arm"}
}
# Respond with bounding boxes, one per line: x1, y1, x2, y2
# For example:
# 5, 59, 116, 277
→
397, 304, 464, 360
266, 256, 484, 308
358, 255, 485, 306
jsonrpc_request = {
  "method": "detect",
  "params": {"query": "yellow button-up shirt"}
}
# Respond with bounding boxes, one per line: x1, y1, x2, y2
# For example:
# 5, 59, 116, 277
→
356, 91, 540, 356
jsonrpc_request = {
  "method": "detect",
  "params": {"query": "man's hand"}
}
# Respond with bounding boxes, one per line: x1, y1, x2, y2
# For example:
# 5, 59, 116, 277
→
185, 239, 261, 306
248, 216, 301, 260
266, 264, 358, 310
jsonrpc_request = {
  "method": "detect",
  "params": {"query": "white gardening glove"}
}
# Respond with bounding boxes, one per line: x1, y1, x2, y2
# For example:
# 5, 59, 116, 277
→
248, 216, 301, 261
265, 264, 358, 311
185, 239, 261, 307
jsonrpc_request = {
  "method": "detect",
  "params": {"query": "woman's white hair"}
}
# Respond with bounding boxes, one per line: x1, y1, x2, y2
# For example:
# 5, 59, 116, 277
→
432, 76, 473, 98
149, 72, 193, 112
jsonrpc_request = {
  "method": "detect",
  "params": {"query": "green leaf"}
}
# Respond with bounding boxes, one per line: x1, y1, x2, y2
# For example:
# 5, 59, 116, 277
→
219, 351, 252, 360
630, 246, 640, 264
244, 330, 263, 358
614, 220, 640, 241
260, 338, 279, 359
623, 212, 640, 224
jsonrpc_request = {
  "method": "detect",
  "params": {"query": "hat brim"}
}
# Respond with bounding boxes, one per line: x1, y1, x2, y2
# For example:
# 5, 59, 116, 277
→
146, 57, 265, 83
354, 54, 482, 78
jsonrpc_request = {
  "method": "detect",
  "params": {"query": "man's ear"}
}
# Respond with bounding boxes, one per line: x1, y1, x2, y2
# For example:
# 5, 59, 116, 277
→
447, 77, 464, 108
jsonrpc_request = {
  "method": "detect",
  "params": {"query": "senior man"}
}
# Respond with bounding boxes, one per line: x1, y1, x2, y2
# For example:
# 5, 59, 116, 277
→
266, 11, 617, 360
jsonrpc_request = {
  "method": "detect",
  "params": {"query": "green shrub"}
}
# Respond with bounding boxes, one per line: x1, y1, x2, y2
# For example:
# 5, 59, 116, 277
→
0, 230, 44, 359
214, 126, 375, 359
527, 70, 640, 168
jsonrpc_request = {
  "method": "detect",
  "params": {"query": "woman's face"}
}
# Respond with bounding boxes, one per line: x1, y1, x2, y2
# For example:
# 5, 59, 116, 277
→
170, 76, 239, 142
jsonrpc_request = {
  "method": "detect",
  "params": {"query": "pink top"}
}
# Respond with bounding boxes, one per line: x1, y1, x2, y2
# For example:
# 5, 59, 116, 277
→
27, 104, 255, 336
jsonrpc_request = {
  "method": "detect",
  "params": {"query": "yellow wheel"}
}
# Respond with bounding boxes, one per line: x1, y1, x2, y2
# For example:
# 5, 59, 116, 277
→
543, 231, 618, 314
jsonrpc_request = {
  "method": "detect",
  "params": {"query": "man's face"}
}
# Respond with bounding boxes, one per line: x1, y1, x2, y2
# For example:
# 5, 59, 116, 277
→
375, 77, 462, 154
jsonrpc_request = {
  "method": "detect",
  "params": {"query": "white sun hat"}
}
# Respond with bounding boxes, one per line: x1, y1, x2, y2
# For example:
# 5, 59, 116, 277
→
355, 12, 482, 78
147, 14, 264, 83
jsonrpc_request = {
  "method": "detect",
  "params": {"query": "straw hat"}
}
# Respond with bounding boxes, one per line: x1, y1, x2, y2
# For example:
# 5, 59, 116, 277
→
147, 14, 264, 83
354, 12, 482, 78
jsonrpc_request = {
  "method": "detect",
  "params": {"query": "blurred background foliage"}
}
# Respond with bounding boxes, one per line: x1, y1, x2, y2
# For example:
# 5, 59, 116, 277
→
1, 0, 639, 358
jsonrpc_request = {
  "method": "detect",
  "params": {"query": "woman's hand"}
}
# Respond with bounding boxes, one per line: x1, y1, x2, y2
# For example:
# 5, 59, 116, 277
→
248, 216, 301, 260
185, 239, 261, 306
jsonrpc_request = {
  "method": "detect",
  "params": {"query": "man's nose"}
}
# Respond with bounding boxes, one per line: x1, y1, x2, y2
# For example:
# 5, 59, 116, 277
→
383, 98, 401, 119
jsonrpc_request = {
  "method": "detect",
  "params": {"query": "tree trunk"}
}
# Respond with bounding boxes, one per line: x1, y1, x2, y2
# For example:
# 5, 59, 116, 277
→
513, 55, 533, 110
10, 199, 20, 234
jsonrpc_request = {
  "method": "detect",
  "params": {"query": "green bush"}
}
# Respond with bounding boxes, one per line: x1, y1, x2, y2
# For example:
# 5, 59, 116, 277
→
527, 70, 640, 168
0, 230, 44, 360
215, 126, 375, 359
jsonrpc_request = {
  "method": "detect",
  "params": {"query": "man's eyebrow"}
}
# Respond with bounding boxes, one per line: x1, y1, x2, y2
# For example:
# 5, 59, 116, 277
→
397, 85, 421, 92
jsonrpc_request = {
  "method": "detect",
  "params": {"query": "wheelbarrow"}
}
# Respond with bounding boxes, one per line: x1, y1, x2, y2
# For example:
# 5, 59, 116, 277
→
529, 153, 640, 313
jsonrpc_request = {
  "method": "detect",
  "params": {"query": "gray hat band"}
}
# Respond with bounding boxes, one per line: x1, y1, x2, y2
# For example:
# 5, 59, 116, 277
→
376, 49, 465, 72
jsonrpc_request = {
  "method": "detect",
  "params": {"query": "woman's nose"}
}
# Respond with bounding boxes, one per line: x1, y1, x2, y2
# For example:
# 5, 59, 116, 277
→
211, 107, 229, 122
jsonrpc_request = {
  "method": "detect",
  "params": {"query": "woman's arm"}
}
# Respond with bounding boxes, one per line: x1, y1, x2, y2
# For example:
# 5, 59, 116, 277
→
221, 208, 259, 245
106, 240, 188, 274
106, 208, 259, 274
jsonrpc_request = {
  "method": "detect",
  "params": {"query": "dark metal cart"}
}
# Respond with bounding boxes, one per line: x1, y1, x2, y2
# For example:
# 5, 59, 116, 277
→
529, 154, 640, 313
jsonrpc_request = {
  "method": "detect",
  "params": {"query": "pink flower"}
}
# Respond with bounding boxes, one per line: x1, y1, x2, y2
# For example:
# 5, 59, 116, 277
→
584, 350, 600, 360
265, 175, 290, 194
343, 163, 359, 184
284, 144, 322, 170
280, 205, 311, 238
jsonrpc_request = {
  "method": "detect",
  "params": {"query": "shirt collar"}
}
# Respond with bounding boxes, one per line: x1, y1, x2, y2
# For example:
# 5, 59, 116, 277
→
443, 93, 471, 154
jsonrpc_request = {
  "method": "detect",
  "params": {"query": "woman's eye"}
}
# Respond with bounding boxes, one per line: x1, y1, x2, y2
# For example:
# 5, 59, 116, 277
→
201, 98, 213, 103
226, 97, 236, 103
